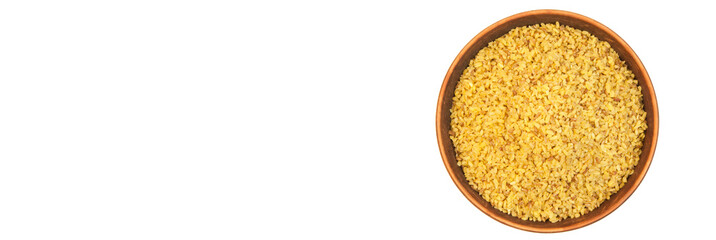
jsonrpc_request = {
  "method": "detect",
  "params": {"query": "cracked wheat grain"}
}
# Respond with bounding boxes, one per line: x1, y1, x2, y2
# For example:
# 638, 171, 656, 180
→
449, 22, 647, 222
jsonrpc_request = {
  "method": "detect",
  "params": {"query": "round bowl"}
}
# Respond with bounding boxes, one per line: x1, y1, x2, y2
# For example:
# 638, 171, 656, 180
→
436, 9, 658, 233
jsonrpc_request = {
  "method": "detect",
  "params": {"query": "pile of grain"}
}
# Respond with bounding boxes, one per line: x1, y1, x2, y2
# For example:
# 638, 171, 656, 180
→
449, 22, 647, 222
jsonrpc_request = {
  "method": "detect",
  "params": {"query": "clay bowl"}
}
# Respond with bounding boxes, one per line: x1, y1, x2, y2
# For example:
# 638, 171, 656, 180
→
436, 9, 658, 233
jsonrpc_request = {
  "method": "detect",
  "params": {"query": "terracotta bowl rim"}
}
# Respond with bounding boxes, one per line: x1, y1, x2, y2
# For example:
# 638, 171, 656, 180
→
436, 9, 659, 233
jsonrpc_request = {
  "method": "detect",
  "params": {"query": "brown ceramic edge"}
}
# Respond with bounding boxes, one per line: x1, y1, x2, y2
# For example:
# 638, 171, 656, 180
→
436, 9, 659, 233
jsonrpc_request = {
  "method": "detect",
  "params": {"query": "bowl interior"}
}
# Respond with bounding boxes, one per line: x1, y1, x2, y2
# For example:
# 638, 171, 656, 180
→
436, 10, 658, 232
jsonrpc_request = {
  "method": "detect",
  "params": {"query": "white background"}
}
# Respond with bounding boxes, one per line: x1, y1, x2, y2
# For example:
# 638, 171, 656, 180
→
1, 0, 714, 239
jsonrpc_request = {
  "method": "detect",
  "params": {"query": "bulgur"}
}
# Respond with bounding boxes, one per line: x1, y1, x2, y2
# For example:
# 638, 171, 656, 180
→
449, 22, 647, 222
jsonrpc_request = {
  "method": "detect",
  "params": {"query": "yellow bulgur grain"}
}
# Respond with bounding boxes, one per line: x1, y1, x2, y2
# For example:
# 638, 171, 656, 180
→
449, 23, 647, 222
